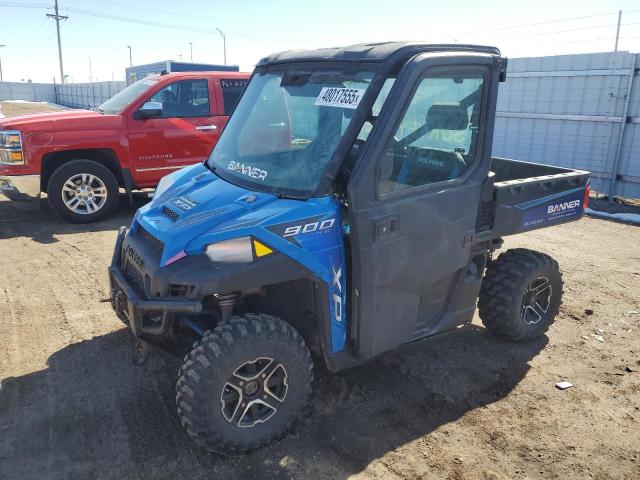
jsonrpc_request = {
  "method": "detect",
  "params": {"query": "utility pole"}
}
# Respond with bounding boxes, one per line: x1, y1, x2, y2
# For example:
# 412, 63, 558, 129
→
189, 42, 193, 62
614, 10, 622, 52
215, 28, 227, 65
127, 45, 132, 67
0, 44, 5, 83
46, 0, 68, 84
89, 56, 92, 83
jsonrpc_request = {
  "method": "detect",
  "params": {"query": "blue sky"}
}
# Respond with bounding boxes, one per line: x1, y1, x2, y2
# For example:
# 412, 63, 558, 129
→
1, 0, 639, 83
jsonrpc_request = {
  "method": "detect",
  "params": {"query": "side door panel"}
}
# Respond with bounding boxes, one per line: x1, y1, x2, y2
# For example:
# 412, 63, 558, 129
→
348, 54, 499, 359
128, 78, 220, 187
214, 78, 249, 131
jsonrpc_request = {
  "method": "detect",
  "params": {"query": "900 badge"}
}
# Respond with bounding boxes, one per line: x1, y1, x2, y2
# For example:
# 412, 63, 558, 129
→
268, 216, 337, 245
283, 218, 336, 237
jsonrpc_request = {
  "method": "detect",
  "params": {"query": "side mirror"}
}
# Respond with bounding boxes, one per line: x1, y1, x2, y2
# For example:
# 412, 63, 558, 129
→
135, 101, 163, 119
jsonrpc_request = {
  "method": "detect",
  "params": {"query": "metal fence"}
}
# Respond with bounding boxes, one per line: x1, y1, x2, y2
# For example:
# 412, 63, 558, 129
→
493, 51, 639, 198
0, 80, 126, 109
55, 81, 127, 109
0, 82, 57, 103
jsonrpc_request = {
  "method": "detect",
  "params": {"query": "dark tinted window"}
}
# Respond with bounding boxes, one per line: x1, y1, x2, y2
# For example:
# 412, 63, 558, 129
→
149, 79, 210, 118
220, 79, 248, 115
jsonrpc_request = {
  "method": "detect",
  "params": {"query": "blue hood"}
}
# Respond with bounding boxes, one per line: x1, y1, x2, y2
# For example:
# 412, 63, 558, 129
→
134, 164, 326, 266
132, 163, 348, 353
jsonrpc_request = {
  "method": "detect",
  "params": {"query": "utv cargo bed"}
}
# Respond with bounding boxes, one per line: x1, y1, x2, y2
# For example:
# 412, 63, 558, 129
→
479, 157, 590, 238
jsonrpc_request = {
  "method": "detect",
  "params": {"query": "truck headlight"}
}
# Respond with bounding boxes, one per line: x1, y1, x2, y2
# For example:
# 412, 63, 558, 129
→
205, 237, 274, 263
0, 130, 24, 165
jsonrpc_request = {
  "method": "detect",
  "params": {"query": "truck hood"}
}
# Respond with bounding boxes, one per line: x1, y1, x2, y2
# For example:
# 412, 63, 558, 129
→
0, 109, 116, 132
136, 164, 318, 266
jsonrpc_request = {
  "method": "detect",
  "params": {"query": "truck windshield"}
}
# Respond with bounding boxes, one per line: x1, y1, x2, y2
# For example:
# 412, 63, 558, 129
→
98, 77, 159, 114
207, 69, 374, 196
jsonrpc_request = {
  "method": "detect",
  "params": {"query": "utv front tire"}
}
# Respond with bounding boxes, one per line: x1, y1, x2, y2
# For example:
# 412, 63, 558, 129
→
47, 159, 119, 223
176, 314, 313, 453
478, 248, 562, 342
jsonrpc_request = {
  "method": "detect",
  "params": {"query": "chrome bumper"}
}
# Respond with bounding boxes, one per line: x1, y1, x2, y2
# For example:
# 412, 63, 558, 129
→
0, 175, 41, 205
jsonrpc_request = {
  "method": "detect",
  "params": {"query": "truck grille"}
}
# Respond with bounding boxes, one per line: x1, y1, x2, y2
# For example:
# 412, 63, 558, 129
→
124, 261, 145, 293
162, 206, 179, 222
137, 224, 164, 257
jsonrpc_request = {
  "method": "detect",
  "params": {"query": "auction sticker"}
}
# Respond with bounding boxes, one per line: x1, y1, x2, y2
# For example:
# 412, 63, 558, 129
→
315, 87, 366, 109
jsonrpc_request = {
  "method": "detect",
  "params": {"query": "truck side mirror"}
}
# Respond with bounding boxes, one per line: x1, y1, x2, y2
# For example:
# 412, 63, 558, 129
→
135, 101, 163, 119
425, 103, 469, 131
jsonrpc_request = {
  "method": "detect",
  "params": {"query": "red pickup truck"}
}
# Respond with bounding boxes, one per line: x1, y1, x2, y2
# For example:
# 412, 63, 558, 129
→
0, 71, 249, 222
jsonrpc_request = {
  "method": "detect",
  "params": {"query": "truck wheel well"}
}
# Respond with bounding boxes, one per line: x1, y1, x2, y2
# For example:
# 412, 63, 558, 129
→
41, 149, 125, 193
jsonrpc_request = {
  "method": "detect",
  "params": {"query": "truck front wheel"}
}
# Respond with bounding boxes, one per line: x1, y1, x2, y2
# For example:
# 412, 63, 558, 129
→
478, 248, 563, 342
176, 314, 313, 453
47, 159, 119, 223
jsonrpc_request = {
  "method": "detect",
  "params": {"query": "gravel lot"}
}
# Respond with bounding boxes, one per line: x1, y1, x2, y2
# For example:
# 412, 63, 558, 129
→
0, 100, 64, 118
0, 196, 638, 480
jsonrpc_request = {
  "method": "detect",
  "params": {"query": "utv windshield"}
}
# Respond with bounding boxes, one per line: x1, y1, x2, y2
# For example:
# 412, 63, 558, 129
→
98, 77, 159, 114
207, 68, 374, 196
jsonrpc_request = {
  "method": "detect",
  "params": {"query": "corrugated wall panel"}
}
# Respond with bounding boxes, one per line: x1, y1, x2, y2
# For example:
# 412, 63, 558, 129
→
493, 51, 639, 198
54, 81, 126, 109
0, 82, 56, 103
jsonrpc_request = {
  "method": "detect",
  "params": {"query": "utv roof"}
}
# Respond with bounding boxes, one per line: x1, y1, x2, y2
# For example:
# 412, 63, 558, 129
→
257, 42, 501, 67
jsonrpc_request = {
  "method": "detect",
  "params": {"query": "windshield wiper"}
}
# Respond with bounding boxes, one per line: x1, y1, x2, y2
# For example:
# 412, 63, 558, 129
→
203, 161, 218, 174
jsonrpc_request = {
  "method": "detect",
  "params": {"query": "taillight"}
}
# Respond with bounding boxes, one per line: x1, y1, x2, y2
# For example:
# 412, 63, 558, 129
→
583, 184, 591, 210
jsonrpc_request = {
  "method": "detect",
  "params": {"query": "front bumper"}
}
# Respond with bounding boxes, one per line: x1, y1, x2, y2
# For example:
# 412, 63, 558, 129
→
108, 227, 202, 337
0, 174, 41, 205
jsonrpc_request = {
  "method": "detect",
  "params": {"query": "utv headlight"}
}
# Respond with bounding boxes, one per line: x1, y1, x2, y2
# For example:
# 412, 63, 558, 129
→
206, 237, 254, 263
205, 236, 274, 263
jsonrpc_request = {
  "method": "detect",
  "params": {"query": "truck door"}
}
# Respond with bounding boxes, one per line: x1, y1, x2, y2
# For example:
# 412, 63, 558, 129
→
214, 78, 249, 130
128, 78, 221, 186
347, 54, 499, 359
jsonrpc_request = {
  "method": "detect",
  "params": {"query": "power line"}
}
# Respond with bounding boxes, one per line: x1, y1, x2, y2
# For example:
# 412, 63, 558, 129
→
27, 17, 55, 46
84, 0, 239, 26
25, 15, 50, 45
55, 5, 316, 44
3, 1, 639, 53
490, 22, 640, 42
469, 11, 623, 34
0, 1, 49, 8
0, 2, 316, 46
530, 34, 640, 48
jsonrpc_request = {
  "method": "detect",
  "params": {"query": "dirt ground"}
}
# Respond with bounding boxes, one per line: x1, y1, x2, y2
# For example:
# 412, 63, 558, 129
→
0, 100, 64, 118
0, 195, 638, 480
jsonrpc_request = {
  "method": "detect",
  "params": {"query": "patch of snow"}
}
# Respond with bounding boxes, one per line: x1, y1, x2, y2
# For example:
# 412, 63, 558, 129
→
585, 208, 640, 225
3, 100, 49, 104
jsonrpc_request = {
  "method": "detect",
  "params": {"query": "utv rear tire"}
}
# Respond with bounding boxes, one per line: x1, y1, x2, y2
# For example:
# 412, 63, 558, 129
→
47, 159, 119, 223
176, 314, 313, 453
478, 248, 562, 342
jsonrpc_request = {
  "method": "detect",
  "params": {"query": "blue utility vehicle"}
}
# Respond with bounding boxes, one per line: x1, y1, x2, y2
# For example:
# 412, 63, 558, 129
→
109, 42, 590, 453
